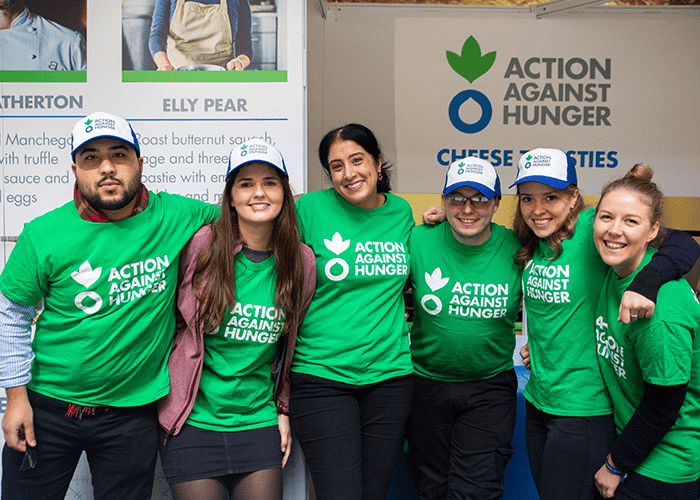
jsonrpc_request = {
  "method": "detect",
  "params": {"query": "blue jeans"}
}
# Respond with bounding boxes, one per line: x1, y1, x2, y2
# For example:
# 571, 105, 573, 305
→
2, 390, 158, 500
289, 372, 412, 500
525, 401, 616, 500
408, 370, 517, 500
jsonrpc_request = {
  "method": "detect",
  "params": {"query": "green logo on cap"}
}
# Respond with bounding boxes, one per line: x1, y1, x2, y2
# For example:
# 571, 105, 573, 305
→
446, 36, 496, 84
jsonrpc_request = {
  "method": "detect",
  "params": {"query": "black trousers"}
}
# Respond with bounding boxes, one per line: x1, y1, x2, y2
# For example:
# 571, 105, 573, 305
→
614, 472, 700, 500
407, 370, 517, 500
289, 372, 412, 500
2, 390, 158, 500
525, 401, 616, 500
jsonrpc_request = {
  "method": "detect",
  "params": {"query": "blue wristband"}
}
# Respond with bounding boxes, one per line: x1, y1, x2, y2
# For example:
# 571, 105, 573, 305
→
605, 457, 627, 483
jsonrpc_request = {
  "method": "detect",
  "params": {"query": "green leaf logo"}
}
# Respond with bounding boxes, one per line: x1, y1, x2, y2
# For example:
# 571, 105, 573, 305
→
526, 154, 532, 161
446, 36, 496, 84
240, 145, 247, 151
84, 119, 92, 125
459, 162, 465, 167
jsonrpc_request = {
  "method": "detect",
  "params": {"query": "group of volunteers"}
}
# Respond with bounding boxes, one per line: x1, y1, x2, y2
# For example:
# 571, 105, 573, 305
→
0, 112, 698, 500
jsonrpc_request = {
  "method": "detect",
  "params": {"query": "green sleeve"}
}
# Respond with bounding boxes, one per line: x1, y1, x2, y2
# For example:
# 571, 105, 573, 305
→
0, 227, 44, 307
632, 321, 693, 386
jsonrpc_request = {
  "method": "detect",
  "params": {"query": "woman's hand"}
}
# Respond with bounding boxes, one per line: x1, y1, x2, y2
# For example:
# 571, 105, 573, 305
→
520, 343, 531, 370
278, 413, 292, 468
226, 54, 250, 71
595, 461, 622, 498
619, 290, 654, 324
153, 51, 175, 71
422, 206, 446, 225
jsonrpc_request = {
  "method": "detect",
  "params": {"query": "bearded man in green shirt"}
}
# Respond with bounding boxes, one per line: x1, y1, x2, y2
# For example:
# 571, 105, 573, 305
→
0, 112, 218, 500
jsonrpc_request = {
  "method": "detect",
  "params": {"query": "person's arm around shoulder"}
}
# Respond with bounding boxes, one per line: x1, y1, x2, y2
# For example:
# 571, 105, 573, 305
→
0, 292, 38, 452
621, 230, 700, 323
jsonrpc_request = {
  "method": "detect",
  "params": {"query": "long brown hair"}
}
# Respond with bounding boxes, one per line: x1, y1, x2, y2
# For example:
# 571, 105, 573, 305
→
190, 166, 304, 336
513, 184, 584, 268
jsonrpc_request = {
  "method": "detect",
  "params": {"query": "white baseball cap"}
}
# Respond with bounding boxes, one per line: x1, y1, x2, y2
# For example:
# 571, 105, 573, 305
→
509, 148, 577, 189
443, 157, 501, 199
226, 139, 288, 179
71, 112, 140, 160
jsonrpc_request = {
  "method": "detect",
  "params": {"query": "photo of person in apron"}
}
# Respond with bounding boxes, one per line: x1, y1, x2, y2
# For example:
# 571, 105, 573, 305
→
149, 0, 252, 71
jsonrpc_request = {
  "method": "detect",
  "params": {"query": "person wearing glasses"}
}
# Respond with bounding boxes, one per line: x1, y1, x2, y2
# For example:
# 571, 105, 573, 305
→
407, 157, 523, 500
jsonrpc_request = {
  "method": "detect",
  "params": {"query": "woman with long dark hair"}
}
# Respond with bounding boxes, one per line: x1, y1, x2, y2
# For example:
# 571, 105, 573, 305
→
158, 139, 316, 500
289, 124, 414, 500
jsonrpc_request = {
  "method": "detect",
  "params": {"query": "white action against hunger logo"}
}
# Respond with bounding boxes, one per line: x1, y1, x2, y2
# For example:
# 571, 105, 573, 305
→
71, 261, 103, 314
323, 232, 350, 281
421, 267, 449, 315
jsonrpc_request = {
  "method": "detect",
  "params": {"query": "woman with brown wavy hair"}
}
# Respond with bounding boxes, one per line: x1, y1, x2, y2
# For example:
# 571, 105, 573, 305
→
512, 149, 699, 500
157, 139, 316, 500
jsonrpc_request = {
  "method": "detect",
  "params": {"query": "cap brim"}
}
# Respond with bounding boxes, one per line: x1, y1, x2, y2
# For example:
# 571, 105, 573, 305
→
72, 134, 140, 159
509, 175, 571, 190
444, 181, 497, 199
226, 158, 288, 179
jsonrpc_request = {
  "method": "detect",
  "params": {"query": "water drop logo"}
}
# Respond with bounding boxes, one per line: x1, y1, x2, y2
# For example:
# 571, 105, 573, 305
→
324, 232, 350, 282
447, 36, 496, 134
421, 267, 450, 315
71, 261, 103, 315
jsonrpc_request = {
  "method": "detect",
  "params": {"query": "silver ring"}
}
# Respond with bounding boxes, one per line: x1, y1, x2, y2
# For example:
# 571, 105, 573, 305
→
630, 314, 638, 318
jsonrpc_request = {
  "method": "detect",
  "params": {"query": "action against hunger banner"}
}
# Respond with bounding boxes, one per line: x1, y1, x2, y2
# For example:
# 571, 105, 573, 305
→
394, 16, 700, 197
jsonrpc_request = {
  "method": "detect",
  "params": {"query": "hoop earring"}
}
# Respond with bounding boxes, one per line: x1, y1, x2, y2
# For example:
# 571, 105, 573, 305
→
378, 172, 383, 181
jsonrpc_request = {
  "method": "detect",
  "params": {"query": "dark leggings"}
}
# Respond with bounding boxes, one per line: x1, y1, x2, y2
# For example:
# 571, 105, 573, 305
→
525, 402, 616, 500
612, 472, 700, 500
289, 372, 413, 500
169, 469, 281, 500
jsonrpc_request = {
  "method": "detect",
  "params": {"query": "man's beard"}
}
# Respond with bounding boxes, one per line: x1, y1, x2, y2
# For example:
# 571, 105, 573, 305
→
80, 177, 141, 212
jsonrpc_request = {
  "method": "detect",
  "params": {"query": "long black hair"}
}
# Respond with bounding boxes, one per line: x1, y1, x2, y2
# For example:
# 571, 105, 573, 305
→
318, 123, 392, 193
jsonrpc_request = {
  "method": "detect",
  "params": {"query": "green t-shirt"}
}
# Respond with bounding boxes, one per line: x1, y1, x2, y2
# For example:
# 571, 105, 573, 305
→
522, 208, 613, 416
187, 254, 283, 431
595, 249, 700, 483
292, 189, 414, 385
409, 222, 522, 382
0, 192, 218, 406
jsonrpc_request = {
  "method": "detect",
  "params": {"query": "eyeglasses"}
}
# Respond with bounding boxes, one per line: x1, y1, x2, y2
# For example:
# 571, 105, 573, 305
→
445, 194, 491, 208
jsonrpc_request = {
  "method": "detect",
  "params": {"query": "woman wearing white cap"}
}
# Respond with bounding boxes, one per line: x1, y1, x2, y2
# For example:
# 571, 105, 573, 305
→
407, 158, 522, 500
592, 164, 700, 500
157, 139, 316, 500
289, 124, 414, 500
511, 148, 699, 500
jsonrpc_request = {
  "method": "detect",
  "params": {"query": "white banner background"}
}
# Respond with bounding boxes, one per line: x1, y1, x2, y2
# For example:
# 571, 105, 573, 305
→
1, 0, 306, 498
395, 16, 700, 197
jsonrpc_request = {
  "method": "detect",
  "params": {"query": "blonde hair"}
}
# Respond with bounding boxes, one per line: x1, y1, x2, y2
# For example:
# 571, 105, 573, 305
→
596, 163, 665, 247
